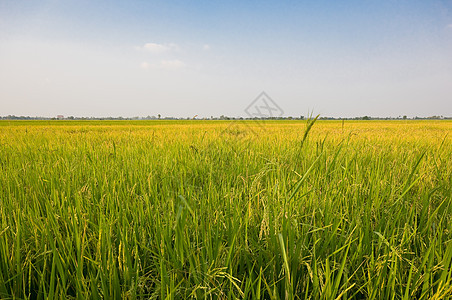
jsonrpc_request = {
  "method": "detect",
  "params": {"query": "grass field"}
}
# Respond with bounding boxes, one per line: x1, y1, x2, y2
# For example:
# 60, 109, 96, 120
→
0, 120, 451, 299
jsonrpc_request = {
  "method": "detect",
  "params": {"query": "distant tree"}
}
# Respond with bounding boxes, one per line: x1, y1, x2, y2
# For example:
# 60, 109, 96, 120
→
403, 115, 407, 120
158, 114, 161, 119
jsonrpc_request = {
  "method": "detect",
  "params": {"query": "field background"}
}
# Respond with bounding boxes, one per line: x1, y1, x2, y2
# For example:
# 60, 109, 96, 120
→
0, 120, 451, 299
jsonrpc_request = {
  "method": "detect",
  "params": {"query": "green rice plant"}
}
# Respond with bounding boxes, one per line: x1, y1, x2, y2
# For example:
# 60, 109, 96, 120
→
0, 119, 450, 299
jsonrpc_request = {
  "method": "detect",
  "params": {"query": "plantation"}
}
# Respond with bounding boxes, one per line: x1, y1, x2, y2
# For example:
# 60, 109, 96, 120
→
0, 120, 451, 299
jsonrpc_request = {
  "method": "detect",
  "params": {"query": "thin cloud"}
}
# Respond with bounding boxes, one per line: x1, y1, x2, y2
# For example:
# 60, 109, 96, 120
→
160, 59, 185, 69
202, 44, 211, 51
140, 62, 150, 69
140, 42, 178, 53
139, 60, 186, 70
447, 24, 452, 29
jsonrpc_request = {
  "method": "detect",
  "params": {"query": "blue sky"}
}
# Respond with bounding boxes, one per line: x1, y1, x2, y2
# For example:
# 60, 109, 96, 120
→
1, 0, 451, 118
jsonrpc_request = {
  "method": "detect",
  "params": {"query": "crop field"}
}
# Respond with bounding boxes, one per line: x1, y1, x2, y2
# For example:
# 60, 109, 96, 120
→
0, 119, 451, 299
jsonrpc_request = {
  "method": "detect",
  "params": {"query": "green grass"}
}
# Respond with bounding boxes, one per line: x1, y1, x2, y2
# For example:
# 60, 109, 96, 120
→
0, 120, 451, 299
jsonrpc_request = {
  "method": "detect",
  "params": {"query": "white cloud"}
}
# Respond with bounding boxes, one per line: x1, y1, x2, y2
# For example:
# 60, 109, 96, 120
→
202, 44, 211, 51
140, 62, 150, 69
447, 24, 452, 29
140, 42, 178, 53
139, 60, 186, 70
160, 59, 185, 69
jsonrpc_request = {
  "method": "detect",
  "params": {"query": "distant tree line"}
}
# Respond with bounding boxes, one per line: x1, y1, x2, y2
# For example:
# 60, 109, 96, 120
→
0, 114, 449, 120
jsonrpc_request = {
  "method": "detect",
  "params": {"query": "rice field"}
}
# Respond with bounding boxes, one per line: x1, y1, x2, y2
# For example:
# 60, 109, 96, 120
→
0, 119, 451, 299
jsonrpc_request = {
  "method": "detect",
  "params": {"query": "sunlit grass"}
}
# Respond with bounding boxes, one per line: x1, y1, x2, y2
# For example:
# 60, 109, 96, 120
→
0, 120, 451, 299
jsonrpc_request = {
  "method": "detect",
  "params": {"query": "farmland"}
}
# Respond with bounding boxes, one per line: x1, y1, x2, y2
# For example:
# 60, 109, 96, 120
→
0, 120, 451, 299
